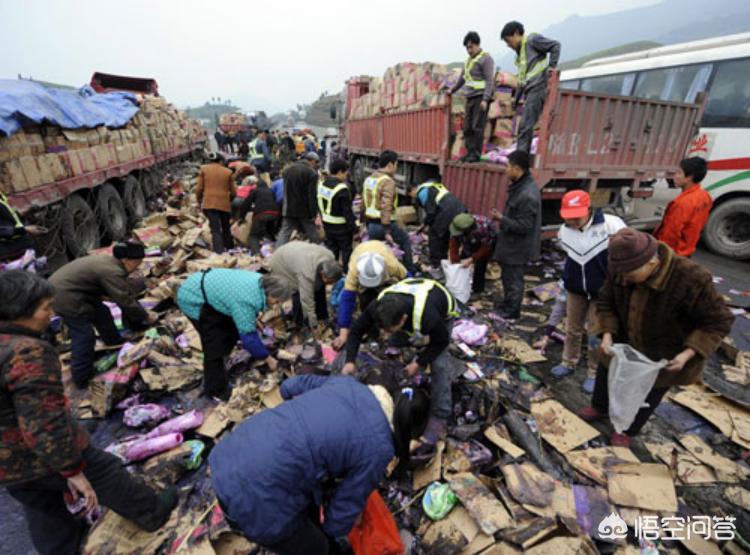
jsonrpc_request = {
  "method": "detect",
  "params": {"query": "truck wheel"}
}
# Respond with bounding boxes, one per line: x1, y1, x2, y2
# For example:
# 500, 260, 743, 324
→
122, 175, 147, 225
62, 195, 100, 257
141, 171, 162, 198
96, 184, 128, 243
703, 197, 750, 259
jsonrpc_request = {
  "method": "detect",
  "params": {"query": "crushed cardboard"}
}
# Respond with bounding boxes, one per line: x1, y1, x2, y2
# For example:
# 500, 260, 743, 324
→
530, 399, 600, 454
607, 463, 678, 512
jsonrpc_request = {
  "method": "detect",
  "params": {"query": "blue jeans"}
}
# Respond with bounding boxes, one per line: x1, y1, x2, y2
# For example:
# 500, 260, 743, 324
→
64, 302, 122, 387
367, 222, 417, 273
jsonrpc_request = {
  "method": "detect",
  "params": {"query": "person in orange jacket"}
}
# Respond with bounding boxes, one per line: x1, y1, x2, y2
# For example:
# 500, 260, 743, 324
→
653, 157, 712, 257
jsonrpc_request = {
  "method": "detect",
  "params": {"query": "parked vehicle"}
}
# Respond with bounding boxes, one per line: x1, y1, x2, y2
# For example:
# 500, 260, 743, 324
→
561, 32, 750, 259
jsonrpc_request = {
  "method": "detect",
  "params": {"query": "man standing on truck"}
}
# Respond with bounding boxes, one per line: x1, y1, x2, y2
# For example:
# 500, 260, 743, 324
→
653, 157, 712, 257
196, 152, 237, 254
448, 32, 496, 164
501, 21, 561, 154
491, 150, 541, 320
363, 150, 418, 273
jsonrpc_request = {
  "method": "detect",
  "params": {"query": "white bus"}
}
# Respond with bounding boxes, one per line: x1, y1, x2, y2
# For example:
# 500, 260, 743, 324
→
561, 33, 750, 259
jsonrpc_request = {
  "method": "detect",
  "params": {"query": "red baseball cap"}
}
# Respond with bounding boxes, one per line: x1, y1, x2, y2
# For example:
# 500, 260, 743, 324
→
560, 190, 591, 219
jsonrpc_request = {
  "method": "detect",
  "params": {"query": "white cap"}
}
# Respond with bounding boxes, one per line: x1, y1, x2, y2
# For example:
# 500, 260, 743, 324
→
357, 252, 386, 288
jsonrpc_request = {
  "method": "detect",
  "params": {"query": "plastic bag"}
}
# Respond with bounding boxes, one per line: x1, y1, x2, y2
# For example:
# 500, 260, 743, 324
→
607, 344, 666, 433
348, 491, 403, 555
422, 482, 458, 520
441, 260, 472, 304
451, 319, 488, 346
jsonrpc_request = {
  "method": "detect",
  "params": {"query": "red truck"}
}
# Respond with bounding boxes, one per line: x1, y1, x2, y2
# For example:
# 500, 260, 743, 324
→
4, 73, 206, 263
341, 72, 705, 235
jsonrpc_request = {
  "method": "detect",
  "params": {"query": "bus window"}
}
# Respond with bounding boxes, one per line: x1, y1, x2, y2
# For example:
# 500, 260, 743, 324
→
560, 79, 580, 91
580, 73, 635, 95
661, 64, 713, 102
633, 69, 668, 100
703, 58, 750, 127
684, 64, 712, 103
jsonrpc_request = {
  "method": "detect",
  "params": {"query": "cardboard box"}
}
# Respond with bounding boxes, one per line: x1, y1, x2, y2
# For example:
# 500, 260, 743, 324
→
92, 144, 114, 169
78, 149, 96, 173
104, 143, 118, 164
62, 150, 85, 176
115, 143, 133, 164
495, 71, 519, 89
4, 159, 28, 192
86, 129, 101, 146
37, 153, 68, 182
23, 132, 45, 155
62, 129, 89, 150
19, 156, 43, 189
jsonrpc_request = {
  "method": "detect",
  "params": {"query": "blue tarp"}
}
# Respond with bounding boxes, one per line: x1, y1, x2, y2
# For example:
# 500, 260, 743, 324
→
0, 79, 140, 136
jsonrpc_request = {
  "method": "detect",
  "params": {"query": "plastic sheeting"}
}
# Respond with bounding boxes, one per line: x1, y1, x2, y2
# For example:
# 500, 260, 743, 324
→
0, 79, 140, 136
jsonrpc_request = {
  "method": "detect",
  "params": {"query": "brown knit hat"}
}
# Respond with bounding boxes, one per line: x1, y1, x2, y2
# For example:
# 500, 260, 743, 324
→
608, 228, 658, 273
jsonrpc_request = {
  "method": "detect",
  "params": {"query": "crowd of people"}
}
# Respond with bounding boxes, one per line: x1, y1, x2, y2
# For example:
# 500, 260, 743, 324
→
0, 18, 736, 555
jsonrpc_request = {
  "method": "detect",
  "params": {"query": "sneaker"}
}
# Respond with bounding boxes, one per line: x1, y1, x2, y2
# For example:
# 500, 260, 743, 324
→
581, 377, 596, 394
550, 364, 574, 378
610, 432, 631, 448
577, 406, 607, 422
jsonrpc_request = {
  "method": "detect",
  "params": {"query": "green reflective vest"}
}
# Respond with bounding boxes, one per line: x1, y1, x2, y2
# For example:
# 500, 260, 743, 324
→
378, 278, 458, 335
416, 182, 449, 204
317, 179, 349, 225
363, 175, 397, 221
515, 33, 549, 87
249, 138, 262, 161
464, 51, 489, 90
0, 192, 23, 234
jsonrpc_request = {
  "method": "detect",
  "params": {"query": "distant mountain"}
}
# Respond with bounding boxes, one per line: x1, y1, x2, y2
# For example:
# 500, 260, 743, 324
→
557, 41, 662, 70
494, 0, 750, 70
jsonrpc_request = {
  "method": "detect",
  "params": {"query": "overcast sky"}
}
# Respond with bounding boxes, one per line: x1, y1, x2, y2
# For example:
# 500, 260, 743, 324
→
1, 0, 658, 114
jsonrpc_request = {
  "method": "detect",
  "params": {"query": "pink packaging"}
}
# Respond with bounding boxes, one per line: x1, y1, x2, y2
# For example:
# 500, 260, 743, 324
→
143, 409, 204, 439
125, 433, 184, 462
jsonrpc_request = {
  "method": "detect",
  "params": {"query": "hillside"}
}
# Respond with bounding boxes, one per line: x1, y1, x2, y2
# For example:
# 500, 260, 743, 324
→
184, 103, 241, 128
557, 40, 662, 70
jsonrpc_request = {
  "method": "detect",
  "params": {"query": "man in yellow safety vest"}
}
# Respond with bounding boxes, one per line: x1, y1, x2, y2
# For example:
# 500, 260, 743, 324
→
362, 150, 417, 273
501, 20, 561, 154
448, 32, 496, 163
342, 278, 459, 463
318, 158, 357, 268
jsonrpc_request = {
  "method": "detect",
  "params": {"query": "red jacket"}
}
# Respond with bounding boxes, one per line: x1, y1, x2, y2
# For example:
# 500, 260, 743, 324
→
653, 184, 712, 256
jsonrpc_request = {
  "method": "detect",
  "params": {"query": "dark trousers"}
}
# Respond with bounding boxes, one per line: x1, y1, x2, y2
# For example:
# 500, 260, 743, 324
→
591, 363, 669, 436
193, 304, 240, 396
204, 209, 234, 254
473, 258, 489, 293
464, 95, 488, 159
366, 222, 417, 273
323, 224, 354, 269
265, 515, 331, 555
499, 263, 525, 317
6, 446, 165, 555
248, 213, 279, 254
517, 86, 546, 154
64, 302, 122, 387
276, 217, 320, 247
291, 288, 329, 327
428, 229, 450, 267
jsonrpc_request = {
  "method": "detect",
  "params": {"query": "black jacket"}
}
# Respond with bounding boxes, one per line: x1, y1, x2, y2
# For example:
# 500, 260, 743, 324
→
321, 176, 357, 233
423, 191, 466, 236
282, 163, 318, 219
239, 184, 279, 219
492, 172, 541, 265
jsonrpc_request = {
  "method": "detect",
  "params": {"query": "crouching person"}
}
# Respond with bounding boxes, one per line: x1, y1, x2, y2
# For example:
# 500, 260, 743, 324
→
209, 374, 429, 555
342, 278, 459, 464
578, 229, 734, 447
0, 271, 177, 555
177, 270, 291, 400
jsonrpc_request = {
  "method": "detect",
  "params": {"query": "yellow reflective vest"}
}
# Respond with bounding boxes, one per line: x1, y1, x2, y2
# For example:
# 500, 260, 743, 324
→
317, 179, 349, 225
363, 174, 397, 221
0, 192, 24, 235
416, 182, 449, 204
515, 33, 549, 87
464, 51, 489, 90
378, 278, 458, 334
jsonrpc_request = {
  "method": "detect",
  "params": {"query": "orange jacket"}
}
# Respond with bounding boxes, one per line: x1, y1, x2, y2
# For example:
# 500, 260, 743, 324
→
195, 163, 236, 212
653, 184, 712, 256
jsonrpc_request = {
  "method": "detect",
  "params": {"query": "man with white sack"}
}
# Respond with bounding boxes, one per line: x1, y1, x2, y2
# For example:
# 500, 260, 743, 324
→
578, 228, 733, 448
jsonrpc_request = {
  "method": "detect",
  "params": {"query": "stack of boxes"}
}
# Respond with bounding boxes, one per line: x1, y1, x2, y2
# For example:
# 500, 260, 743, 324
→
0, 96, 204, 195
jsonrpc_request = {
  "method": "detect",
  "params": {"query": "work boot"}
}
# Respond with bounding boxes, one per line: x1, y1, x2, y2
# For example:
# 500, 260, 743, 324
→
550, 364, 574, 378
610, 432, 631, 448
577, 406, 607, 422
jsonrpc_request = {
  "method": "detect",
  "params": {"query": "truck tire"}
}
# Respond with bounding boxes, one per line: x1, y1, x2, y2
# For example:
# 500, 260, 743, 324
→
62, 195, 99, 258
141, 170, 161, 198
96, 184, 128, 243
122, 175, 147, 225
703, 197, 750, 260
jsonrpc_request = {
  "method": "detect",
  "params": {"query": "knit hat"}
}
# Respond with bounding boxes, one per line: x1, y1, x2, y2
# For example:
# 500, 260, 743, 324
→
113, 241, 145, 260
357, 252, 386, 288
449, 213, 475, 237
608, 228, 658, 274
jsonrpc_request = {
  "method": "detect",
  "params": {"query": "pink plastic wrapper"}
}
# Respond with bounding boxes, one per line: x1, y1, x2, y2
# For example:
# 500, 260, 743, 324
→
116, 393, 142, 410
143, 409, 204, 439
451, 319, 489, 346
123, 404, 171, 427
125, 433, 184, 462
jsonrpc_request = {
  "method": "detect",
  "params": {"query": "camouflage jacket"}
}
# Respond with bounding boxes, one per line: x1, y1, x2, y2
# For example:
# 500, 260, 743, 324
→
0, 323, 89, 485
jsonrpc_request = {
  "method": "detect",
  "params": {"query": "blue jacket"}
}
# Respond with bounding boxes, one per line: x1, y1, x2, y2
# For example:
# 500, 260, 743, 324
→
209, 375, 394, 544
558, 209, 626, 298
